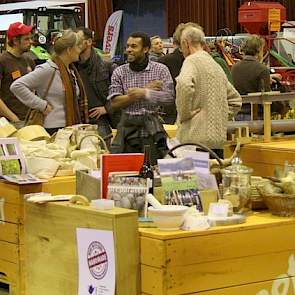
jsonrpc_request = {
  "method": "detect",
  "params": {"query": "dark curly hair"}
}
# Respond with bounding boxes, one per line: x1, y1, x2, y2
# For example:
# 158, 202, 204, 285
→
128, 31, 151, 49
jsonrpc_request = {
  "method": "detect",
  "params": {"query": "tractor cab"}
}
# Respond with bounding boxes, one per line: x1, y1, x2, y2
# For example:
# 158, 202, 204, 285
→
0, 1, 85, 63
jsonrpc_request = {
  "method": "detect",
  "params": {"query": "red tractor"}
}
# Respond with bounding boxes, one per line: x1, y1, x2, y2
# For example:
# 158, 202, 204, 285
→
239, 1, 295, 91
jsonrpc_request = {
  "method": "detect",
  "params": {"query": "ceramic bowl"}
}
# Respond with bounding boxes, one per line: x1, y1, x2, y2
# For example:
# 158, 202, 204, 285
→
148, 205, 188, 230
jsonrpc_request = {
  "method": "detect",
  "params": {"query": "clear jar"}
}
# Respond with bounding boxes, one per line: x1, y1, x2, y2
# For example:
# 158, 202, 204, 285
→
221, 160, 253, 213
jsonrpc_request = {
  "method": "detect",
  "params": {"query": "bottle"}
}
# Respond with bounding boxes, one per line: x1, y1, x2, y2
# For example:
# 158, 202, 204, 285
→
139, 145, 154, 194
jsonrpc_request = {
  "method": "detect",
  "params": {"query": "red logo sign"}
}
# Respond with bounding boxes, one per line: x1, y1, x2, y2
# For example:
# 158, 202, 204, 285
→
105, 25, 114, 53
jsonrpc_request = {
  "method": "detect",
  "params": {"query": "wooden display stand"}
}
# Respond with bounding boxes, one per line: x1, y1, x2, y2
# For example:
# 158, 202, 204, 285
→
140, 213, 295, 294
0, 176, 75, 295
241, 140, 295, 177
24, 202, 139, 295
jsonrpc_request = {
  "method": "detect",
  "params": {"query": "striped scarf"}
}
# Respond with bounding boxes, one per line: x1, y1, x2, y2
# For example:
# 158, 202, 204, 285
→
52, 56, 89, 126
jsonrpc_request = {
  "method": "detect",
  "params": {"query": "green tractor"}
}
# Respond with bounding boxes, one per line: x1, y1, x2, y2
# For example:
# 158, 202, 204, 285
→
0, 0, 87, 63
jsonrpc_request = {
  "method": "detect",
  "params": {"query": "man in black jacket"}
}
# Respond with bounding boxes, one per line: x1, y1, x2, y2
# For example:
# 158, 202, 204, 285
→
76, 27, 117, 145
158, 22, 203, 124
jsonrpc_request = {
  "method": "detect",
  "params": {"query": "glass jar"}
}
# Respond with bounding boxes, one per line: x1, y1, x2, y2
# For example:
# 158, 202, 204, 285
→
221, 158, 253, 213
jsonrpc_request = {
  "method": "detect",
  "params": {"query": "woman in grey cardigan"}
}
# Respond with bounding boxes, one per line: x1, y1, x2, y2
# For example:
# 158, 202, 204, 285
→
10, 30, 88, 134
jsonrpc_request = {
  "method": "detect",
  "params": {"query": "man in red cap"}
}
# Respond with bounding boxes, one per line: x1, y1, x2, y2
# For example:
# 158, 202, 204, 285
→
0, 22, 35, 123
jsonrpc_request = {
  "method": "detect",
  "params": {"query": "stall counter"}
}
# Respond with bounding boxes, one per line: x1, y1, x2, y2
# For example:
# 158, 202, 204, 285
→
240, 140, 295, 177
140, 212, 295, 294
0, 176, 76, 295
25, 201, 139, 295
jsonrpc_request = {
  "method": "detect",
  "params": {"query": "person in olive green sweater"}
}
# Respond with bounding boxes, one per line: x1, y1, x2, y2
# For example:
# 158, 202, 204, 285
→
206, 42, 233, 84
211, 51, 233, 84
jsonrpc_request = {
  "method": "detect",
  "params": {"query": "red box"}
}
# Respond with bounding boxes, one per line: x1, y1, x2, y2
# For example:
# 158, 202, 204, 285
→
239, 1, 286, 34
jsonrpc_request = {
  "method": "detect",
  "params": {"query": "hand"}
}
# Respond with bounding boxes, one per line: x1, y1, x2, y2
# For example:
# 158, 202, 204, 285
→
145, 80, 163, 90
127, 88, 146, 101
270, 73, 282, 84
43, 104, 53, 115
89, 106, 107, 119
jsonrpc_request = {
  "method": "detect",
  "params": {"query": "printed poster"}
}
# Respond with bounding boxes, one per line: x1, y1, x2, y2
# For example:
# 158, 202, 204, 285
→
76, 228, 115, 295
158, 157, 202, 210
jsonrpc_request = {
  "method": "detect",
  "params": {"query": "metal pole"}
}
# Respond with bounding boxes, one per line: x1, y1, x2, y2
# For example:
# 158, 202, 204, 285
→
84, 0, 89, 27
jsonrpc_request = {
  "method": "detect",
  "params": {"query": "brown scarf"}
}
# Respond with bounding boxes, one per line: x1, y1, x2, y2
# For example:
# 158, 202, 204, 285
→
52, 56, 89, 126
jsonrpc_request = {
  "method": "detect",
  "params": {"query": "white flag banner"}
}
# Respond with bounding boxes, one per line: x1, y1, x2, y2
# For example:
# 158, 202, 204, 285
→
76, 228, 115, 295
103, 10, 123, 59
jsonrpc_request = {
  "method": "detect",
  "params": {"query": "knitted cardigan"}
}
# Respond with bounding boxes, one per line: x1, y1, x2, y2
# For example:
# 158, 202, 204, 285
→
176, 50, 241, 149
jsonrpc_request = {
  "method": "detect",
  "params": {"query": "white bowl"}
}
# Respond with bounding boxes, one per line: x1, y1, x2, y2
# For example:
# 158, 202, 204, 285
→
148, 205, 189, 230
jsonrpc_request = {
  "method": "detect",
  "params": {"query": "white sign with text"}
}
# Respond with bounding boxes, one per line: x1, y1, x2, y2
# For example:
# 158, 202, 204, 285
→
76, 228, 115, 295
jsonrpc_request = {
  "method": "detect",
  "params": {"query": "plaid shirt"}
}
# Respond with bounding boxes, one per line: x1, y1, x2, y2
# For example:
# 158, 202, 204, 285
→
107, 61, 175, 115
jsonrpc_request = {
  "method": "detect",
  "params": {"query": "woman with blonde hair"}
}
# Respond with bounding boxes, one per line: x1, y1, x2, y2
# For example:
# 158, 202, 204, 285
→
10, 29, 88, 134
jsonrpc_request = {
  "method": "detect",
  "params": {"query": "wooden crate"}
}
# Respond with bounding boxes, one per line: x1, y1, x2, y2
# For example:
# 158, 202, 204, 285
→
0, 176, 76, 295
139, 213, 295, 294
240, 140, 295, 177
25, 201, 139, 295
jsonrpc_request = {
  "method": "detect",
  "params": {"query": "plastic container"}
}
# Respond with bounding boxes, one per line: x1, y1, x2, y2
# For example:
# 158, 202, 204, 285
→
90, 199, 114, 210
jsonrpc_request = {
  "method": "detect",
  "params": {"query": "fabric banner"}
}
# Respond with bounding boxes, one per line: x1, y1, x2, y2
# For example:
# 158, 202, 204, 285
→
103, 10, 123, 59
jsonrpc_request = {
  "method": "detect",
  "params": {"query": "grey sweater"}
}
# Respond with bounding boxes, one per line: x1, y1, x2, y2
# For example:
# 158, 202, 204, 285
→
10, 60, 67, 128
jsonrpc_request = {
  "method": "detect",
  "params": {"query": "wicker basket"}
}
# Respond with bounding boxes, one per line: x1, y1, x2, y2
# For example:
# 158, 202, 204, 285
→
261, 194, 295, 217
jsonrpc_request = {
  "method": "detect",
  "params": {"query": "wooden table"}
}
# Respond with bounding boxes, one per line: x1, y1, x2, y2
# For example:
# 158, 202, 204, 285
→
241, 140, 295, 177
139, 212, 295, 294
0, 176, 76, 295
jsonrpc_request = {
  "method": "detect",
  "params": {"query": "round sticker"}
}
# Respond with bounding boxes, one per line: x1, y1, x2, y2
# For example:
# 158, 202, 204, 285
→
87, 241, 108, 280
38, 35, 46, 44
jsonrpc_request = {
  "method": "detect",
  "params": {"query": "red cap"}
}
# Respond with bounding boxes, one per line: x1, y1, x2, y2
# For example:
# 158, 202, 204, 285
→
7, 22, 33, 40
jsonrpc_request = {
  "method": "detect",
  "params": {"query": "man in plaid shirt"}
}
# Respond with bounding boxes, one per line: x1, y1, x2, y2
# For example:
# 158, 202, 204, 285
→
108, 32, 174, 162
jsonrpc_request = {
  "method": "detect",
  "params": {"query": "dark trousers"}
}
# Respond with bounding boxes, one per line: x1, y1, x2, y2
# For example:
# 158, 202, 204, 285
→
45, 127, 60, 136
